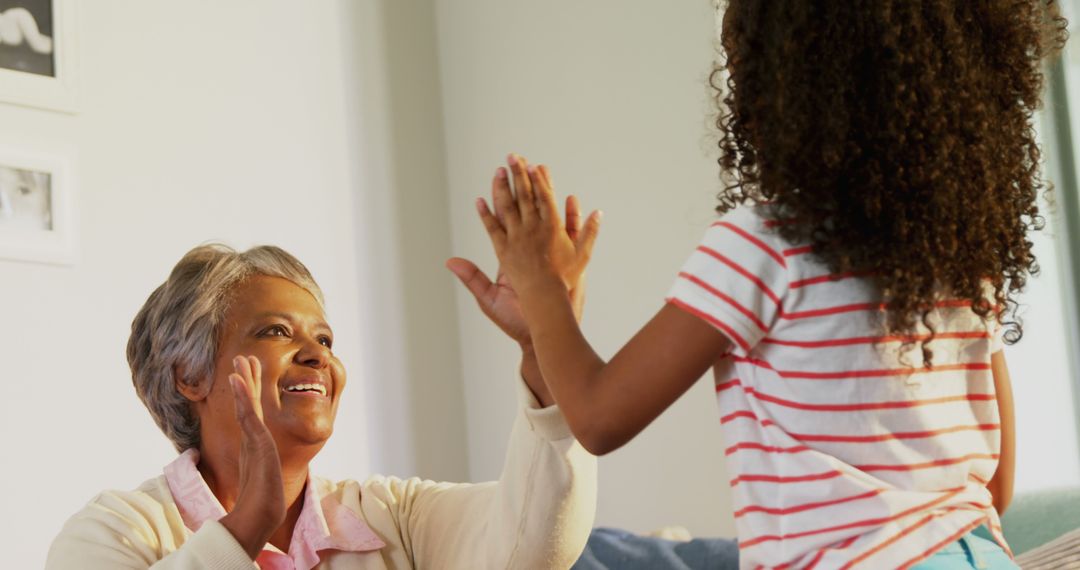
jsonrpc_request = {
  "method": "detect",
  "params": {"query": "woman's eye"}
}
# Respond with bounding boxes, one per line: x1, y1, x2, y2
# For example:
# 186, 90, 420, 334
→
262, 325, 289, 337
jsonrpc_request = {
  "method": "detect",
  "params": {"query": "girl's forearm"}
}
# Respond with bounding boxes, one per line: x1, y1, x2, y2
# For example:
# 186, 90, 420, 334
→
518, 277, 610, 448
515, 279, 731, 456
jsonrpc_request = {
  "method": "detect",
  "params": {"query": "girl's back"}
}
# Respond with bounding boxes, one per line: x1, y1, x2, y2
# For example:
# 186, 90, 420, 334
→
669, 205, 1005, 567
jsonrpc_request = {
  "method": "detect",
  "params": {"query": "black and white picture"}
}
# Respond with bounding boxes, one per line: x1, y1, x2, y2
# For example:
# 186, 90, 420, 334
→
0, 0, 55, 77
0, 151, 73, 265
0, 163, 52, 231
0, 0, 75, 113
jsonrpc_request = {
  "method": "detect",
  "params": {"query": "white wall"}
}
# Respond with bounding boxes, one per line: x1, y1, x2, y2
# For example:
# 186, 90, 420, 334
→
0, 1, 466, 565
1004, 182, 1080, 492
436, 0, 738, 536
338, 0, 469, 483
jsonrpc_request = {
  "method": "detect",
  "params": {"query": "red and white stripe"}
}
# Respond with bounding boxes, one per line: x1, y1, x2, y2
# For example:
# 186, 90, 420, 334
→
668, 207, 1008, 569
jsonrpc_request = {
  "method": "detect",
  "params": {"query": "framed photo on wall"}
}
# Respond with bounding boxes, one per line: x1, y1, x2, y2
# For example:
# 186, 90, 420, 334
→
0, 149, 75, 265
0, 0, 79, 113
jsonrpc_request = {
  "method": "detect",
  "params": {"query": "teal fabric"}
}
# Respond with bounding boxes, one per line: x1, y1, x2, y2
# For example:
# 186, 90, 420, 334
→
971, 487, 1080, 555
911, 533, 1018, 569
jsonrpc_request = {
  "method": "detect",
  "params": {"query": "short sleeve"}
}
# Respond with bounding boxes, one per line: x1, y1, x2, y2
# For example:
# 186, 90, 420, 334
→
666, 208, 789, 354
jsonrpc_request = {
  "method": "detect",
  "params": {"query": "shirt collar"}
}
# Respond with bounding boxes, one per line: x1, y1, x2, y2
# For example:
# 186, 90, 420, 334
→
163, 449, 385, 568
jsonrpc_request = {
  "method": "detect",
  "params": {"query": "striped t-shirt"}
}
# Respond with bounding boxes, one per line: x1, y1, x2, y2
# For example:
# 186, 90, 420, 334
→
667, 207, 1008, 570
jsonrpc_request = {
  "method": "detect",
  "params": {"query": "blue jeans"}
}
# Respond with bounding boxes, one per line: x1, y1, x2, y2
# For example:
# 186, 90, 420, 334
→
911, 532, 1019, 569
573, 528, 1016, 569
572, 527, 739, 570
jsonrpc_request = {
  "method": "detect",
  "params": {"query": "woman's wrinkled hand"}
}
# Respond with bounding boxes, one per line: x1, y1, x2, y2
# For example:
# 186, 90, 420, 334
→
218, 355, 285, 560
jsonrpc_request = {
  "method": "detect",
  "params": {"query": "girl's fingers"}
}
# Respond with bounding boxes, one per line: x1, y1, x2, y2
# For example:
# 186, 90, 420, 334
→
491, 167, 519, 227
527, 165, 547, 222
508, 154, 537, 223
534, 165, 560, 224
565, 195, 582, 241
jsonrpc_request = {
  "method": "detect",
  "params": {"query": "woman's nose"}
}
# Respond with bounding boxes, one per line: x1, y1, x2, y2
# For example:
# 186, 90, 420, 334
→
295, 338, 330, 368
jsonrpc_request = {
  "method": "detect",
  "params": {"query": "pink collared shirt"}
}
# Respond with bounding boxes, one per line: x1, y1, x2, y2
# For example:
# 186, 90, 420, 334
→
164, 449, 386, 570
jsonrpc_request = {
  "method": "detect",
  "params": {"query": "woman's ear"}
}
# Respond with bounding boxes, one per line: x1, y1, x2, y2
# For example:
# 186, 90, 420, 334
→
174, 365, 213, 402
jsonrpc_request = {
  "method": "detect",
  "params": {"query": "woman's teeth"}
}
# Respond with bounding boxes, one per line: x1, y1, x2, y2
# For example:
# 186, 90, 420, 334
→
284, 384, 327, 396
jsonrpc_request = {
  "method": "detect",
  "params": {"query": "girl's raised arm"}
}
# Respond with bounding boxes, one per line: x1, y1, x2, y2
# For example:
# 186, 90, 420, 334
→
477, 154, 733, 455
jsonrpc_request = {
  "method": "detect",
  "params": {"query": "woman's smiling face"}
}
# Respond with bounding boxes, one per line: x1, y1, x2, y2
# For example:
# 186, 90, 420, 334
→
194, 275, 346, 454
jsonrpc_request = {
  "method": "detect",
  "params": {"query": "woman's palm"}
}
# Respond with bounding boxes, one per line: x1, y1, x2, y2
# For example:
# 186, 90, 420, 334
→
447, 260, 530, 345
447, 260, 585, 346
485, 271, 531, 342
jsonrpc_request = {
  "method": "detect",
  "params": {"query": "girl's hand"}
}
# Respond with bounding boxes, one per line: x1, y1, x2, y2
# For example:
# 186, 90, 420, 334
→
446, 193, 592, 347
477, 154, 601, 300
218, 355, 286, 560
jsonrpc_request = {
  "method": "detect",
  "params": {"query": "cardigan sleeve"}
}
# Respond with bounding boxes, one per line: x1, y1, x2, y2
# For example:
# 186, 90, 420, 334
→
364, 377, 598, 570
46, 491, 255, 570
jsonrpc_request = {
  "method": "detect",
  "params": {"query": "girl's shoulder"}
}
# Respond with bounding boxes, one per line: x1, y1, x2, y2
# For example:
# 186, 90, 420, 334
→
719, 204, 796, 237
721, 203, 768, 228
707, 204, 802, 259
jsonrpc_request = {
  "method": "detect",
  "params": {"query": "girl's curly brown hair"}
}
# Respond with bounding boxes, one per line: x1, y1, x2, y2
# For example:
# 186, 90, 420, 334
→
713, 0, 1068, 363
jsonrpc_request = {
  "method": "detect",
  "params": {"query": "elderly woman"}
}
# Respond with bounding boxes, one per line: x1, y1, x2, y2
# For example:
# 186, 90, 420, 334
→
46, 199, 598, 569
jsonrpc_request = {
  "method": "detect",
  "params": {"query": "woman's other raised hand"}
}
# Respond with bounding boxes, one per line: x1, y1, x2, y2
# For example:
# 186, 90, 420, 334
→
218, 355, 286, 560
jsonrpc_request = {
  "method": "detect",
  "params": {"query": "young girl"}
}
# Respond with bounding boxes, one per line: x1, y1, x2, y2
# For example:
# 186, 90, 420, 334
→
469, 2, 1069, 568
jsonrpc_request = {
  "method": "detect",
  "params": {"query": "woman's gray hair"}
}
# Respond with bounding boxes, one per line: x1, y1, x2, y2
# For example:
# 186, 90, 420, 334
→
127, 244, 324, 452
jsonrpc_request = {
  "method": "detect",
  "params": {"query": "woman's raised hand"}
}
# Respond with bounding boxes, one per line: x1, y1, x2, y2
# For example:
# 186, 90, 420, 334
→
476, 154, 601, 301
218, 355, 286, 560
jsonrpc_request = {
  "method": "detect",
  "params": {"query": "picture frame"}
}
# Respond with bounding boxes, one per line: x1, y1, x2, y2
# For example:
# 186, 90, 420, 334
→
0, 148, 76, 265
0, 0, 79, 113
